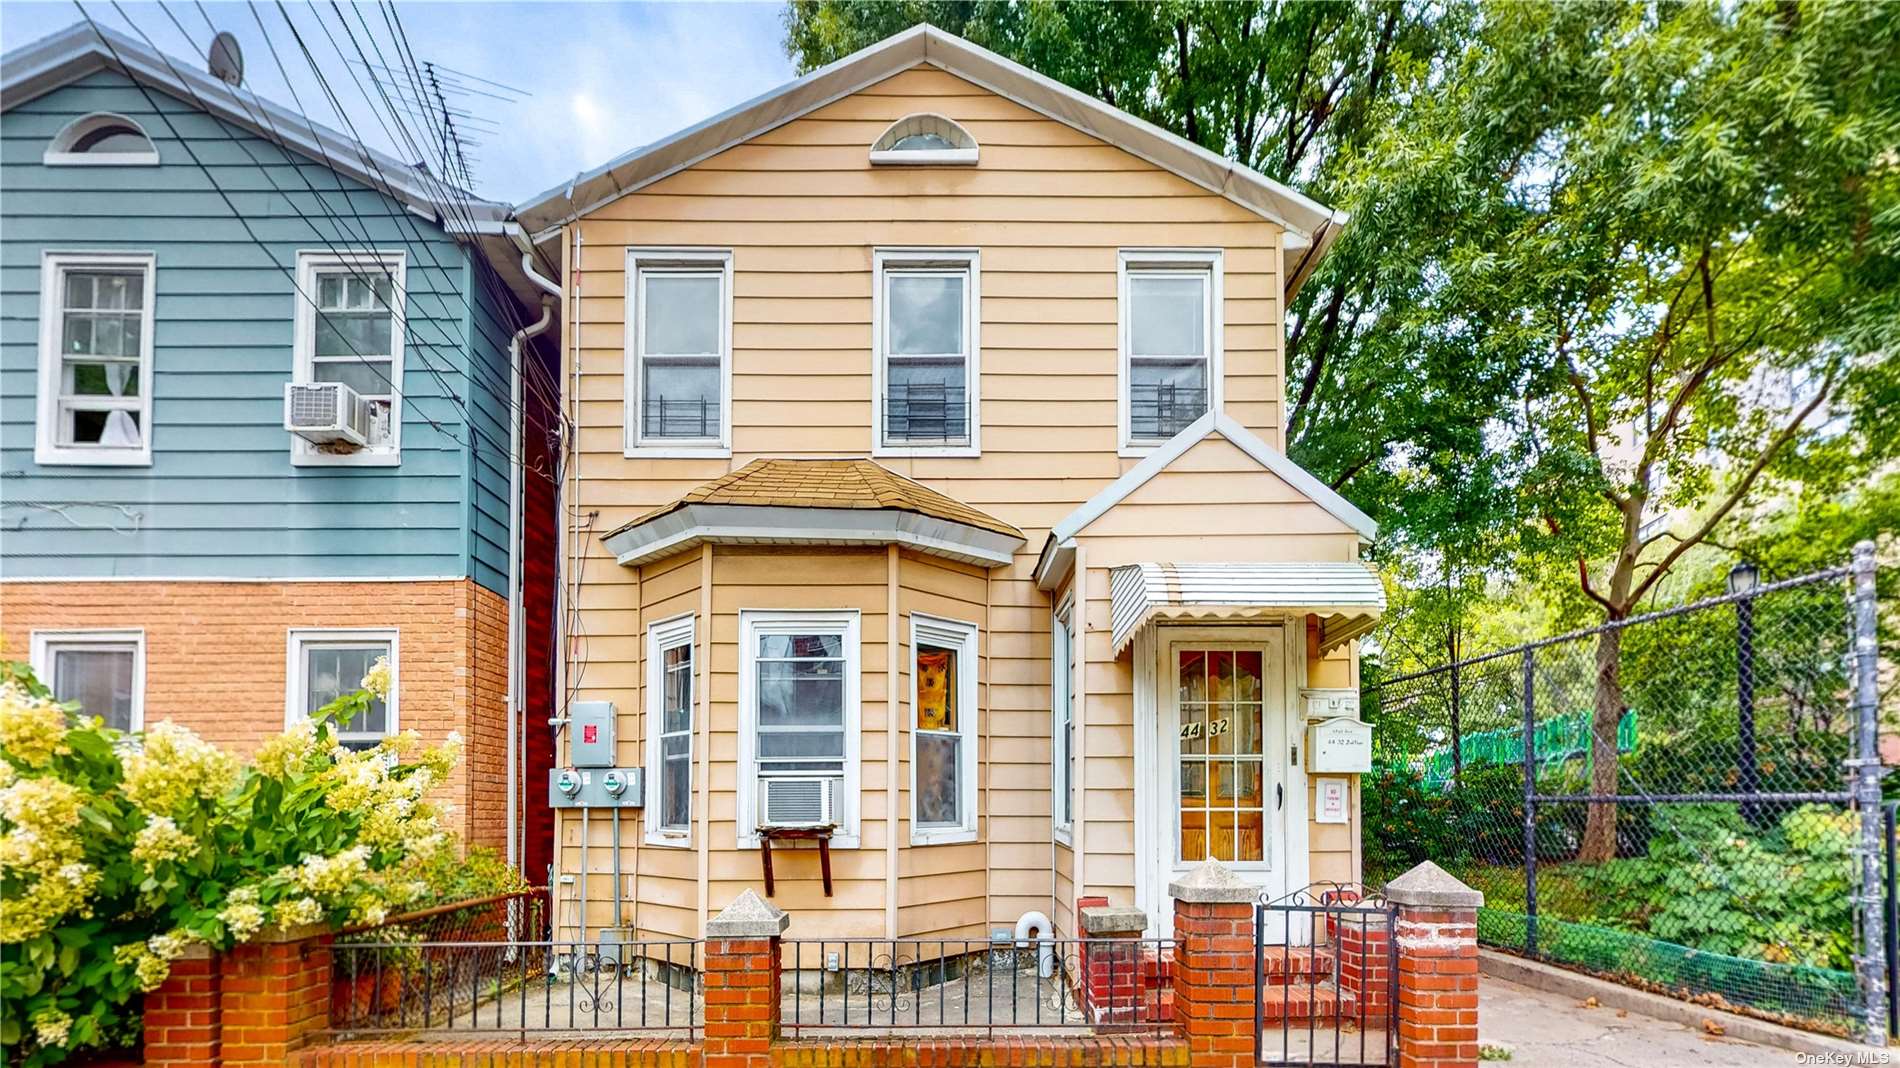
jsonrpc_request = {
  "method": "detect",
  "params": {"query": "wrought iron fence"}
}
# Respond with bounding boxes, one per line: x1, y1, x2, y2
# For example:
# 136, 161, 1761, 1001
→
328, 891, 701, 1037
1255, 885, 1395, 1068
777, 937, 1174, 1035
1363, 550, 1887, 1040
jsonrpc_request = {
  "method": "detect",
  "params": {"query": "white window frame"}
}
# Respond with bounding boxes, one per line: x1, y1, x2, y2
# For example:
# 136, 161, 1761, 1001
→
1052, 597, 1075, 845
625, 248, 733, 458
35, 251, 157, 467
736, 609, 861, 849
43, 112, 160, 166
1117, 249, 1223, 456
291, 250, 406, 467
873, 248, 981, 457
644, 613, 696, 846
30, 629, 146, 732
284, 627, 399, 745
909, 613, 979, 845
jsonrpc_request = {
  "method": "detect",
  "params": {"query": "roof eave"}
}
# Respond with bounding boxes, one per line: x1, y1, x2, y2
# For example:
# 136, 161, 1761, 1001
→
602, 501, 1025, 569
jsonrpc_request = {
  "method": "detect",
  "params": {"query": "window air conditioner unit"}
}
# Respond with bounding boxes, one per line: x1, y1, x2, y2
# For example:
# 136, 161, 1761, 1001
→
758, 776, 840, 829
284, 381, 369, 446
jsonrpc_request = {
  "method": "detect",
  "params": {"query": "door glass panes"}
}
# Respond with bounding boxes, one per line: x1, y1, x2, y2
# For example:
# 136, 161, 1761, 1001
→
884, 269, 969, 444
49, 644, 135, 731
1177, 648, 1264, 864
1128, 272, 1210, 441
309, 267, 398, 447
639, 270, 722, 440
755, 632, 846, 773
659, 641, 693, 831
915, 643, 960, 827
58, 268, 146, 448
304, 643, 390, 746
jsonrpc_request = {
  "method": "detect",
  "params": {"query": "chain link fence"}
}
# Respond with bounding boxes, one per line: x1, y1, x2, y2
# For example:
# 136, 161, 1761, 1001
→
1362, 550, 1886, 1039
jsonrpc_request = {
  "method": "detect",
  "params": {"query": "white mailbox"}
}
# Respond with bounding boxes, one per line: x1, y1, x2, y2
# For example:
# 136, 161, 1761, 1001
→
1301, 688, 1360, 721
1306, 716, 1373, 774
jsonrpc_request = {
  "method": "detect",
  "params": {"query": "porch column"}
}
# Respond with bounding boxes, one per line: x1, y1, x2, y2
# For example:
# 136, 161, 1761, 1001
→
1385, 862, 1483, 1068
703, 889, 787, 1068
1080, 904, 1154, 1024
1169, 861, 1259, 1068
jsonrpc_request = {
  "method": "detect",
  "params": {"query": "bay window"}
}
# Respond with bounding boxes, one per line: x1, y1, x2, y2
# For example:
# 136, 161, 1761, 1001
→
911, 615, 978, 844
739, 610, 860, 846
645, 614, 696, 844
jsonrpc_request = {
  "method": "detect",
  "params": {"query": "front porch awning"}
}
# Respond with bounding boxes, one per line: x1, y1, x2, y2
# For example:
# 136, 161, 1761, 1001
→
1109, 561, 1385, 655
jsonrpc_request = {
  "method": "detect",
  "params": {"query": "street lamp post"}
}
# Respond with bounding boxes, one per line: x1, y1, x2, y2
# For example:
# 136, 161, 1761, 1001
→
1729, 561, 1761, 826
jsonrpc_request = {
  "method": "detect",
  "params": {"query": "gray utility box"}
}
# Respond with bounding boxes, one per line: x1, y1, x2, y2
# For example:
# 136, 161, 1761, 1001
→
548, 766, 645, 808
569, 700, 617, 767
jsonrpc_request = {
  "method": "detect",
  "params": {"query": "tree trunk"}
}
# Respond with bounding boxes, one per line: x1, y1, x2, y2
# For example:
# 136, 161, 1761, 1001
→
1578, 623, 1625, 862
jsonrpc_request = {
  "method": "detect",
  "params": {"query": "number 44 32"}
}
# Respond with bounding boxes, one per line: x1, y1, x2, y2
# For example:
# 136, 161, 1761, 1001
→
1180, 718, 1231, 740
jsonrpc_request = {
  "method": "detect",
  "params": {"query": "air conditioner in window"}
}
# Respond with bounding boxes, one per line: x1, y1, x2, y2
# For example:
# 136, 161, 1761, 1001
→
284, 381, 369, 446
758, 776, 841, 829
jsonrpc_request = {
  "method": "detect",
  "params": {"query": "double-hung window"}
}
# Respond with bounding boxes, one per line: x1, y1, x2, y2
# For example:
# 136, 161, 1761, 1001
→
627, 249, 731, 455
31, 630, 144, 732
1051, 604, 1075, 841
36, 252, 156, 466
287, 629, 396, 749
875, 249, 978, 454
911, 615, 978, 844
645, 614, 696, 844
1120, 250, 1221, 450
739, 610, 860, 846
293, 251, 404, 463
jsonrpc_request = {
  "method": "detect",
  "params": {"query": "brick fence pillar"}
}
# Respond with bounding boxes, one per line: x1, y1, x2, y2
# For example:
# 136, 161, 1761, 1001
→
1080, 904, 1151, 1023
703, 888, 787, 1068
218, 924, 334, 1066
1385, 861, 1483, 1068
142, 944, 220, 1067
1169, 861, 1260, 1068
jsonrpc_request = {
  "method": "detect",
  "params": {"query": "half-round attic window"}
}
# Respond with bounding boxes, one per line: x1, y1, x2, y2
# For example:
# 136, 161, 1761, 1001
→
870, 113, 977, 166
44, 113, 159, 166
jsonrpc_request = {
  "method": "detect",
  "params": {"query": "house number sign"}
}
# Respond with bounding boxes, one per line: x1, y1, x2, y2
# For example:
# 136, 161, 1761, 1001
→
1180, 718, 1232, 741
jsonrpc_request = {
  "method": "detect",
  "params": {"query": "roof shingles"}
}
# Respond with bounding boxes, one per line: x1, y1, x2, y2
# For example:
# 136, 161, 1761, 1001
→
606, 458, 1023, 541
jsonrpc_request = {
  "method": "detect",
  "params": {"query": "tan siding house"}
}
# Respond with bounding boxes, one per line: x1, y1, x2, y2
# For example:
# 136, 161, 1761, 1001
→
516, 24, 1380, 947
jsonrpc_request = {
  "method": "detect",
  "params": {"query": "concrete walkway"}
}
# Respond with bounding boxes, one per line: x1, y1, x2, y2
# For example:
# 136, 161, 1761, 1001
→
1480, 976, 1786, 1067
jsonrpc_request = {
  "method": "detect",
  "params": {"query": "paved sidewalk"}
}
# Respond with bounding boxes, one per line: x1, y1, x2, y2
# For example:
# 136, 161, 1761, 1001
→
1480, 976, 1794, 1067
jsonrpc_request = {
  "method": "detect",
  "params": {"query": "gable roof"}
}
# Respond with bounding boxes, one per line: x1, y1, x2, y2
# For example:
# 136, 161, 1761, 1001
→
600, 458, 1026, 568
513, 23, 1349, 298
1035, 411, 1379, 588
0, 22, 509, 229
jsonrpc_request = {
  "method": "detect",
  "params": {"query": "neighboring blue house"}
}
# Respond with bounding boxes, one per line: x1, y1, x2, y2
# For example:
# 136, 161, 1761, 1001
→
0, 22, 560, 859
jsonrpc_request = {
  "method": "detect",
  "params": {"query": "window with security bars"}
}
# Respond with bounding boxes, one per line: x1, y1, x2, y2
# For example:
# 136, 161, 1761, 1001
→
635, 265, 725, 444
880, 259, 974, 447
1124, 265, 1214, 443
36, 254, 156, 465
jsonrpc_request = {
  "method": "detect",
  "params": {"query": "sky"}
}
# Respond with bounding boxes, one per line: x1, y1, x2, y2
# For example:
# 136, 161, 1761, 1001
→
0, 1, 799, 203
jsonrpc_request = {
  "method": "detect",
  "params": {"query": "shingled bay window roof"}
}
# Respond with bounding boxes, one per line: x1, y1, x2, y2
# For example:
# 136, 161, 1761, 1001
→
600, 458, 1025, 568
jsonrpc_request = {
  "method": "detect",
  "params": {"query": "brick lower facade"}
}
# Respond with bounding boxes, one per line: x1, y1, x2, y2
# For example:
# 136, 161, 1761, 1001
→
0, 578, 508, 850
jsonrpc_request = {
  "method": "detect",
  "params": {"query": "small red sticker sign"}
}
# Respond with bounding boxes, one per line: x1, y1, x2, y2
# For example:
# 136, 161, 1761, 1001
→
583, 725, 598, 744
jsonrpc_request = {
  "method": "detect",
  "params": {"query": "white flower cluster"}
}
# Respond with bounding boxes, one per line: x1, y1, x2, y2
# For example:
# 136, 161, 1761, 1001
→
0, 775, 97, 941
131, 814, 199, 871
122, 722, 238, 815
0, 683, 70, 768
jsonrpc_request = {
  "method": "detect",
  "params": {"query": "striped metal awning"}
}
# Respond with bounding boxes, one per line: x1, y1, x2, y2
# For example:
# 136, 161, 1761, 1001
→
1109, 562, 1385, 655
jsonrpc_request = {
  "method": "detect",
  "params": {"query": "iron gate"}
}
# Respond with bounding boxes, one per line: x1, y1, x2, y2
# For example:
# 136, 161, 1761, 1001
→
1255, 885, 1396, 1068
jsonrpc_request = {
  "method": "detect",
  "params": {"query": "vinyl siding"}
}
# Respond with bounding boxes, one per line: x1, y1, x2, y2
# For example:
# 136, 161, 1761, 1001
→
560, 66, 1360, 934
0, 71, 506, 592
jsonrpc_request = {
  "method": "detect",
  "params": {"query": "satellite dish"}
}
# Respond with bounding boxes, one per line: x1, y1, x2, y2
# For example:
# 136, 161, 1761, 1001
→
207, 32, 243, 87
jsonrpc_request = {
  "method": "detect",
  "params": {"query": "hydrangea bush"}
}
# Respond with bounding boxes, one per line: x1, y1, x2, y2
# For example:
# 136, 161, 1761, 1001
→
0, 656, 466, 1065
